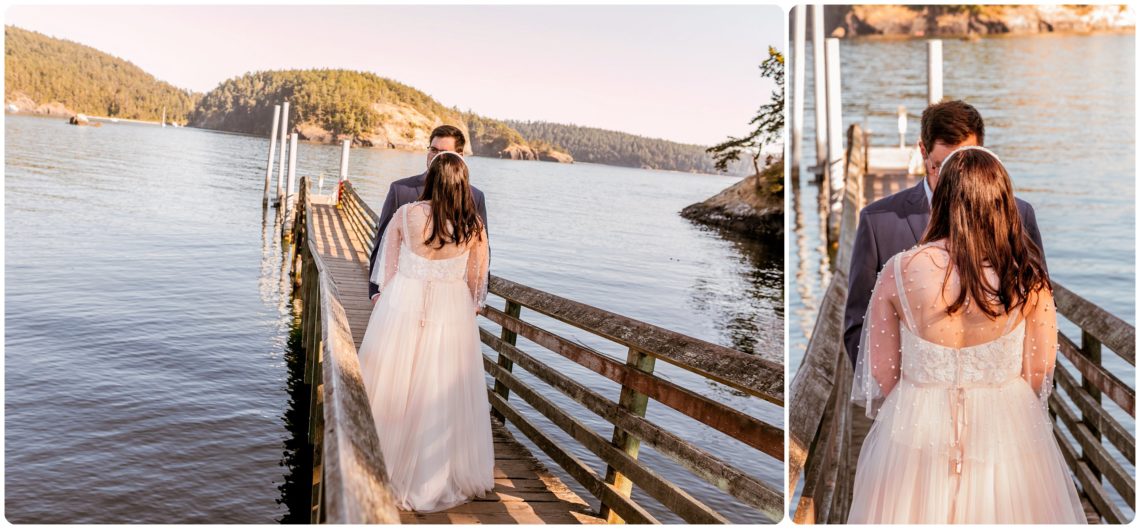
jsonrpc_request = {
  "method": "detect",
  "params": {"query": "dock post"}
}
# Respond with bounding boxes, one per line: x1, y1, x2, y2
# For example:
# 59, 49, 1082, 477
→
824, 37, 844, 252
812, 4, 828, 183
286, 133, 298, 220
792, 5, 806, 177
600, 346, 656, 524
927, 40, 943, 105
897, 106, 907, 149
277, 101, 290, 206
263, 105, 281, 208
339, 139, 350, 183
491, 300, 522, 422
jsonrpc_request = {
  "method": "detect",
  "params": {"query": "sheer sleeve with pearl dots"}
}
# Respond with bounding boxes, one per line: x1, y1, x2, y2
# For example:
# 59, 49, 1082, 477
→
1022, 286, 1059, 413
851, 253, 906, 419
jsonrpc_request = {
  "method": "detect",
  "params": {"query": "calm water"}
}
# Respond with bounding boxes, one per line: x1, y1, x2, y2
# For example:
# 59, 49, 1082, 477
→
5, 113, 782, 523
789, 32, 1135, 516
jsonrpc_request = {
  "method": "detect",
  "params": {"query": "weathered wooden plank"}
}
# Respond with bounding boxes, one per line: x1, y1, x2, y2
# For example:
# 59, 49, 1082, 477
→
480, 328, 782, 520
1058, 333, 1135, 416
400, 501, 601, 525
487, 276, 782, 404
1054, 363, 1135, 463
1053, 422, 1126, 524
485, 390, 660, 524
1050, 390, 1135, 508
788, 276, 846, 492
481, 305, 782, 459
301, 195, 402, 524
793, 374, 839, 524
1053, 281, 1136, 363
484, 358, 728, 523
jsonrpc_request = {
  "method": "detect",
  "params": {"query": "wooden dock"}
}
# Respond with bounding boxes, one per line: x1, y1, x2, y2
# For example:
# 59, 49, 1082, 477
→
788, 124, 1137, 524
292, 189, 601, 524
284, 174, 784, 524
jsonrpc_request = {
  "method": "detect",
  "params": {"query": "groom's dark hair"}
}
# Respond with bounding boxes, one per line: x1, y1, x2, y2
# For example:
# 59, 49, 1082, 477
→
430, 125, 466, 153
920, 100, 985, 154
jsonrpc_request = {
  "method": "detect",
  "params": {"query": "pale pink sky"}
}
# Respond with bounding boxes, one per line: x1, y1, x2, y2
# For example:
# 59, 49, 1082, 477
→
2, 4, 784, 145
5, 5, 784, 146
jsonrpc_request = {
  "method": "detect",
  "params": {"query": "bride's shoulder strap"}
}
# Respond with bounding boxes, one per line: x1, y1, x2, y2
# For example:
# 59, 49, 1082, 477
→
892, 253, 917, 332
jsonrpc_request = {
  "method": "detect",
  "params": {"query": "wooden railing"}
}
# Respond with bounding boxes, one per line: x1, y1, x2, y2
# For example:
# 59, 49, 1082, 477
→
787, 124, 867, 524
337, 181, 785, 523
789, 124, 1137, 524
291, 179, 401, 523
1050, 283, 1136, 523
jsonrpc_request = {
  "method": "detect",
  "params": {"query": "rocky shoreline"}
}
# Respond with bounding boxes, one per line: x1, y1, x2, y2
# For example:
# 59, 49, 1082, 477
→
822, 5, 1135, 39
681, 160, 783, 240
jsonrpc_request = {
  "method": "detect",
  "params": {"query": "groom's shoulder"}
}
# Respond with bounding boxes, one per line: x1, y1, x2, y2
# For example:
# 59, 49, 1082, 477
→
862, 185, 919, 216
391, 174, 423, 189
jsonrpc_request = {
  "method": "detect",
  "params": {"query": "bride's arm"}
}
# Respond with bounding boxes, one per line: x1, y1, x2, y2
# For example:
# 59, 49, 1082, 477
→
1022, 286, 1059, 410
369, 207, 403, 301
852, 256, 903, 417
465, 228, 490, 313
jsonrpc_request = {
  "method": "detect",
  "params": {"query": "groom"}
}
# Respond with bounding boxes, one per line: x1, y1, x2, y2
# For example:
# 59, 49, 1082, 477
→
842, 100, 1046, 367
368, 125, 489, 304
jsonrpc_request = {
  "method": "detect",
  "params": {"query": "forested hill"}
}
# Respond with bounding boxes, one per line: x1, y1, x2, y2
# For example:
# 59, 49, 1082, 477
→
188, 69, 464, 147
6, 24, 743, 174
506, 120, 747, 174
4, 26, 199, 121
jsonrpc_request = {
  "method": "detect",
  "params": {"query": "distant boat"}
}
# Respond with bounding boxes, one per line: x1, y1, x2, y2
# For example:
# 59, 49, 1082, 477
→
110, 118, 119, 123
6, 104, 17, 113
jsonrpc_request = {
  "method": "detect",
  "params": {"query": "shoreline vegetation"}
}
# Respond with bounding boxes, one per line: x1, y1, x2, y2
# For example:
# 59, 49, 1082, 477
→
818, 5, 1134, 39
4, 25, 746, 175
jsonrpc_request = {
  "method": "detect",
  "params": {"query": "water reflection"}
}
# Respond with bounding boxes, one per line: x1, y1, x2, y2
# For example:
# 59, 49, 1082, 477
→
276, 325, 312, 524
683, 222, 782, 361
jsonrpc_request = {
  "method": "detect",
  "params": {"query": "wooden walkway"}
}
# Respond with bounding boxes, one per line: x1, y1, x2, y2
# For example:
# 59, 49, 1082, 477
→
305, 197, 603, 524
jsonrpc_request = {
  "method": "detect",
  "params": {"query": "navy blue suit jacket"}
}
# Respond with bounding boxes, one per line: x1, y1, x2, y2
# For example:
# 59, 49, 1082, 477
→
842, 181, 1045, 367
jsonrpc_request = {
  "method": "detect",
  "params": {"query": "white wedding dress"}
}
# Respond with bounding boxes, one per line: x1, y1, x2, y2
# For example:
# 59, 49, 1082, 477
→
357, 201, 494, 512
848, 243, 1086, 524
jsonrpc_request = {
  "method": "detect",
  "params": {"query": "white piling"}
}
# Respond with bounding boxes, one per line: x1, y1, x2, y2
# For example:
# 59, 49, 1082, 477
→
897, 106, 908, 149
276, 101, 290, 204
339, 139, 350, 183
263, 104, 281, 207
812, 4, 828, 180
792, 5, 806, 176
824, 37, 844, 244
928, 40, 943, 106
286, 133, 298, 218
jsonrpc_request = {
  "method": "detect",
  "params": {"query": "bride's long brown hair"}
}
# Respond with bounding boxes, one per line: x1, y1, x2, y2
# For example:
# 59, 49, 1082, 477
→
920, 149, 1049, 318
418, 153, 484, 249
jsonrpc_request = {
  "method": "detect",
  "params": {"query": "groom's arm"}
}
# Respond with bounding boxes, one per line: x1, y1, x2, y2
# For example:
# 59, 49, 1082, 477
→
844, 210, 880, 368
1019, 200, 1047, 273
369, 185, 401, 300
475, 189, 490, 267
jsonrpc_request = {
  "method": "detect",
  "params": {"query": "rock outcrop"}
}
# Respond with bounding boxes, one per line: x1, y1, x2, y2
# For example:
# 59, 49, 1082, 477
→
823, 5, 1135, 38
5, 91, 73, 116
681, 160, 783, 240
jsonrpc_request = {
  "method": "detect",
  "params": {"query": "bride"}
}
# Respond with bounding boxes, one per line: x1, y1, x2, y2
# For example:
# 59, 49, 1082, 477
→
848, 146, 1085, 523
356, 150, 494, 512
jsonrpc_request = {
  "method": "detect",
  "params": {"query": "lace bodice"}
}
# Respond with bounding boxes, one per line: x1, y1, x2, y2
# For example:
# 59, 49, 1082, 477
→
853, 243, 1060, 418
900, 322, 1024, 388
370, 202, 490, 309
396, 246, 469, 282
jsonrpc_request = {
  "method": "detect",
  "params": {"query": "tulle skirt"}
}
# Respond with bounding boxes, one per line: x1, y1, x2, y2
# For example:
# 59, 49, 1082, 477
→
848, 378, 1086, 524
357, 274, 495, 512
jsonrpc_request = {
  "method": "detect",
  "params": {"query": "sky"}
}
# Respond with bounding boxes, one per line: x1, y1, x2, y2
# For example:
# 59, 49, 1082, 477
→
5, 5, 785, 146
